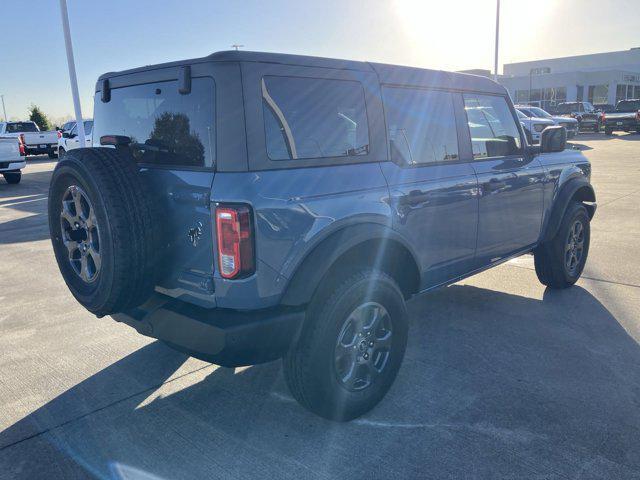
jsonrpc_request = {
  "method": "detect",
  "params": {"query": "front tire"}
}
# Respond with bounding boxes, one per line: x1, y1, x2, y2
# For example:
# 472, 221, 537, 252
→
283, 269, 408, 421
3, 172, 21, 184
534, 202, 590, 289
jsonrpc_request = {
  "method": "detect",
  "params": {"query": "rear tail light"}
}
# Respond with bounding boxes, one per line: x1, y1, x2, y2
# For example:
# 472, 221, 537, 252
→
215, 205, 254, 279
601, 112, 606, 122
18, 134, 25, 156
57, 130, 62, 139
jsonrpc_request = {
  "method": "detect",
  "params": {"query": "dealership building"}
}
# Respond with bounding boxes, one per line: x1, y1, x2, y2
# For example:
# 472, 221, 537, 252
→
498, 47, 640, 110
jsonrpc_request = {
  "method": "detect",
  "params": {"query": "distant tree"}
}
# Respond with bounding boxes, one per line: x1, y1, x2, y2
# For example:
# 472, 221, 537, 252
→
28, 105, 51, 131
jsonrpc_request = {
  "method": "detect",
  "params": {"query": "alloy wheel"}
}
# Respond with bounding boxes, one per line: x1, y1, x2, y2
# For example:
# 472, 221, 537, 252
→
564, 219, 585, 276
334, 302, 393, 391
59, 185, 101, 283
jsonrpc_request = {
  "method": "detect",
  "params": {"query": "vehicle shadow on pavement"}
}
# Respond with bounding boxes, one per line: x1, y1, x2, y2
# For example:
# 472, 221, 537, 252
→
1, 284, 639, 479
0, 169, 52, 245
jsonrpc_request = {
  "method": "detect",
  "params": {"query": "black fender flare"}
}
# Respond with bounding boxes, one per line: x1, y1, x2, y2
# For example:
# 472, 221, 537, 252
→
280, 223, 420, 306
542, 177, 596, 243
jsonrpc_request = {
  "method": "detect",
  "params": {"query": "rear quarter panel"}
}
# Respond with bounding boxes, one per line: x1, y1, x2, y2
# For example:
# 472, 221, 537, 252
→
211, 164, 392, 309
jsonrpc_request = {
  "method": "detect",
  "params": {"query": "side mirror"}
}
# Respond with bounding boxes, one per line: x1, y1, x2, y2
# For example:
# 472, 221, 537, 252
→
540, 126, 566, 153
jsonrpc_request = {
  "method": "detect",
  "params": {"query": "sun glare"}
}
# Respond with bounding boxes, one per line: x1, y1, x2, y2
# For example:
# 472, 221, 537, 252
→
393, 0, 559, 71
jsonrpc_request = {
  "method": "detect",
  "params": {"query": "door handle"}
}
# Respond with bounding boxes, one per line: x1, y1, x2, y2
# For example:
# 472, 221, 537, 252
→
484, 178, 507, 192
402, 190, 430, 206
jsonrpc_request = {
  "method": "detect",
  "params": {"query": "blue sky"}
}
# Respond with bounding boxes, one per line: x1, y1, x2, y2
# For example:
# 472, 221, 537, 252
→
1, 0, 639, 122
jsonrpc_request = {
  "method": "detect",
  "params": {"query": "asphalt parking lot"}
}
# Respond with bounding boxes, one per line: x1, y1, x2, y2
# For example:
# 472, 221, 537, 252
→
1, 133, 639, 479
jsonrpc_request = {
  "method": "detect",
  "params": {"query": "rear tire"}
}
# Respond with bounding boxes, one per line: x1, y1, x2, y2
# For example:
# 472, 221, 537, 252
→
283, 269, 408, 421
58, 147, 66, 158
3, 172, 21, 184
48, 148, 160, 316
48, 152, 58, 159
534, 202, 590, 289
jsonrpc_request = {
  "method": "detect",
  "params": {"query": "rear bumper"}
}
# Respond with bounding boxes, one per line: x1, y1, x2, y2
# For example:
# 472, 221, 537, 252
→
0, 160, 26, 172
112, 293, 304, 367
25, 144, 56, 155
604, 120, 640, 131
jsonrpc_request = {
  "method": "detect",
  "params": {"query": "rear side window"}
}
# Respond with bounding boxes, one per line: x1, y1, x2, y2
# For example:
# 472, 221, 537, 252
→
262, 76, 370, 161
6, 122, 38, 133
463, 94, 522, 159
93, 77, 215, 167
382, 87, 459, 165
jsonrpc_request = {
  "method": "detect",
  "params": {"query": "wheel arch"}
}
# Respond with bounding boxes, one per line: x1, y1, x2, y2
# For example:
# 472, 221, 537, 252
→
542, 177, 596, 243
280, 223, 421, 307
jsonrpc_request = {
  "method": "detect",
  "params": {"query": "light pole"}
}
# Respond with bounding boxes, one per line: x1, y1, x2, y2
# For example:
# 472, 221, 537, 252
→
0, 95, 7, 122
493, 0, 500, 82
59, 0, 85, 141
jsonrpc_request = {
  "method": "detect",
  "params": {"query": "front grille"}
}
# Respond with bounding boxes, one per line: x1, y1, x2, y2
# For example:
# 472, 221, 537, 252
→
0, 162, 9, 169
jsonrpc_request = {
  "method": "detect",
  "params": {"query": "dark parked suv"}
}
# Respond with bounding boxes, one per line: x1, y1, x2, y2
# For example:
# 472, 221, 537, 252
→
48, 51, 596, 421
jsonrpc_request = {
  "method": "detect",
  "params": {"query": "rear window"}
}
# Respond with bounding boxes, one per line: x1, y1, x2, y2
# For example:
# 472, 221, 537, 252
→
6, 122, 38, 133
616, 100, 640, 112
262, 76, 370, 161
382, 87, 459, 165
557, 103, 579, 114
93, 77, 215, 167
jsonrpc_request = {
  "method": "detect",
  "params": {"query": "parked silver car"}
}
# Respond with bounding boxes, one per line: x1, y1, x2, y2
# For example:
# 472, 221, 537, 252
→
516, 105, 579, 138
516, 109, 555, 144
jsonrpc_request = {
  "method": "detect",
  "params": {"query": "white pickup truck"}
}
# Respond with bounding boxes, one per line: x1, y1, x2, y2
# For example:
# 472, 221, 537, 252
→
0, 121, 58, 158
0, 136, 26, 184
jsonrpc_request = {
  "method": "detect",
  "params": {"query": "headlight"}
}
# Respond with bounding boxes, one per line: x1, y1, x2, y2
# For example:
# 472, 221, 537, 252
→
534, 124, 546, 132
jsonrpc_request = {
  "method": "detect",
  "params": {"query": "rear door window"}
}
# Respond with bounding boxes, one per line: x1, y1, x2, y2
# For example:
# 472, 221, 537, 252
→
262, 76, 370, 161
463, 94, 522, 159
382, 87, 459, 165
93, 78, 215, 167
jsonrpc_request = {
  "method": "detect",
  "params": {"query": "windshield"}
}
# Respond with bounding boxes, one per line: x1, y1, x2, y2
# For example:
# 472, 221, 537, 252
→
5, 122, 38, 133
616, 100, 640, 112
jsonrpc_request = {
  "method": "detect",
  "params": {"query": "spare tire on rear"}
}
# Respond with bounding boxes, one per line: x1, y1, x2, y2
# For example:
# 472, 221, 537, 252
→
48, 148, 160, 317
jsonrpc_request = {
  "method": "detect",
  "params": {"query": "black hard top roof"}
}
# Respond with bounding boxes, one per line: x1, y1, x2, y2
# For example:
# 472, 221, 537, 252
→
97, 50, 505, 95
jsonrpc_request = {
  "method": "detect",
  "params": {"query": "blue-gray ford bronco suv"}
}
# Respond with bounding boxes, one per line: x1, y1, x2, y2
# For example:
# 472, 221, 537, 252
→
48, 51, 596, 421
